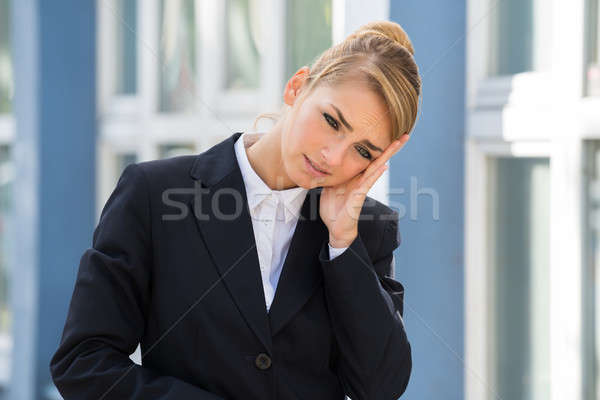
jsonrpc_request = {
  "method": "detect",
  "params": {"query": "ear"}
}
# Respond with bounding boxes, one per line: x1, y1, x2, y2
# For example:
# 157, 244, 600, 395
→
283, 66, 310, 106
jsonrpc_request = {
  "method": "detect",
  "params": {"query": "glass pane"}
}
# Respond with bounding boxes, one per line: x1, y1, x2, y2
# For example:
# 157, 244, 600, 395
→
225, 0, 262, 90
586, 0, 600, 96
158, 143, 196, 159
487, 157, 550, 399
0, 145, 12, 337
583, 141, 600, 399
114, 0, 137, 95
0, 0, 13, 114
116, 153, 137, 176
285, 0, 332, 82
489, 0, 551, 76
158, 0, 197, 112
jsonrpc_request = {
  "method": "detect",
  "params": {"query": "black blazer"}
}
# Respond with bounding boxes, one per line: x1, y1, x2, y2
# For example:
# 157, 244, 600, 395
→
50, 131, 411, 400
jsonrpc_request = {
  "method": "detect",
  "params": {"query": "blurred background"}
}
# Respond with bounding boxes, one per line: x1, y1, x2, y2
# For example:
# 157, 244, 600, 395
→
0, 0, 599, 399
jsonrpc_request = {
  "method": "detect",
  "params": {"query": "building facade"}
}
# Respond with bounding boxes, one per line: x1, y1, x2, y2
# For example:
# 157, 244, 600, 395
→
2, 0, 600, 399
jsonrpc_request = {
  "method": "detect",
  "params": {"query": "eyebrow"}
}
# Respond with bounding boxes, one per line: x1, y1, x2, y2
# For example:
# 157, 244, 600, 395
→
330, 103, 384, 153
359, 139, 384, 153
330, 104, 354, 132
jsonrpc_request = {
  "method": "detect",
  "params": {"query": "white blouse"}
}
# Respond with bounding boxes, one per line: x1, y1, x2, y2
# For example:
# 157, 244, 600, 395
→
234, 132, 348, 312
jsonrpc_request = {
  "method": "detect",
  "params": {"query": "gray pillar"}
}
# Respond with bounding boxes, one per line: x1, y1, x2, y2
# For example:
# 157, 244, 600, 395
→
10, 1, 96, 399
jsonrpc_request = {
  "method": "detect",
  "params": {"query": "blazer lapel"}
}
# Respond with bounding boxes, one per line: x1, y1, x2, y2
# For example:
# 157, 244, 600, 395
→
187, 131, 329, 352
188, 132, 273, 353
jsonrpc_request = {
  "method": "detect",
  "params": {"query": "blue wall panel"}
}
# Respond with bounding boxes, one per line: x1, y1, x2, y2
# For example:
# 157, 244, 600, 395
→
389, 2, 466, 399
11, 1, 96, 398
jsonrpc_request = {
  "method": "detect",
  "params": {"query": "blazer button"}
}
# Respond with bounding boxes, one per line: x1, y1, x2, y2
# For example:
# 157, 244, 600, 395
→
254, 353, 272, 370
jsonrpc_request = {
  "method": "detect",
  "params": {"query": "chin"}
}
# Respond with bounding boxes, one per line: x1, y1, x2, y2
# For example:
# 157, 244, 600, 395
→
304, 177, 329, 189
288, 172, 317, 189
294, 173, 319, 189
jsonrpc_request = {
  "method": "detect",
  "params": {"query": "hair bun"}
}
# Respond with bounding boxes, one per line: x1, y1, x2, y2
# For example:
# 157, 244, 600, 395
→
352, 20, 414, 56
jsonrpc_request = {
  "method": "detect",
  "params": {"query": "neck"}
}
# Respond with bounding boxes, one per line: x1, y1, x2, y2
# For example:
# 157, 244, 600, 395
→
245, 121, 298, 191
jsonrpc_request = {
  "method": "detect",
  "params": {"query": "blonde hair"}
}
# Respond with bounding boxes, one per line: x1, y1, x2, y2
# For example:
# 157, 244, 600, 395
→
253, 20, 422, 142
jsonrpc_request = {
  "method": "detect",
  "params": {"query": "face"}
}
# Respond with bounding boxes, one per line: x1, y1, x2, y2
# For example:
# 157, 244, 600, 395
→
281, 67, 393, 189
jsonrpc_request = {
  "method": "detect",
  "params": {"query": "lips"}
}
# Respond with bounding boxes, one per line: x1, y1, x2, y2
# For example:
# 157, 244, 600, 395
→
304, 155, 330, 175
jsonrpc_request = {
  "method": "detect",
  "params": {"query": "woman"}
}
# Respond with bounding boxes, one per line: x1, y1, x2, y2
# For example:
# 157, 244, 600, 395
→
50, 20, 421, 400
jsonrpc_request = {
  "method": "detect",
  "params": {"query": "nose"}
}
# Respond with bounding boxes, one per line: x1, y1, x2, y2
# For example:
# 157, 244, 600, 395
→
320, 141, 345, 168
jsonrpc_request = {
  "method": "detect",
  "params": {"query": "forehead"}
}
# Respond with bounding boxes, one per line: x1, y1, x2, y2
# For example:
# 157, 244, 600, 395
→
309, 81, 392, 147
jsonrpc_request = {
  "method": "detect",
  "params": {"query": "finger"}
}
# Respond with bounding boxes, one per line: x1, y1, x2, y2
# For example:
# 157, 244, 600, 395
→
363, 135, 407, 180
369, 134, 408, 172
360, 162, 388, 192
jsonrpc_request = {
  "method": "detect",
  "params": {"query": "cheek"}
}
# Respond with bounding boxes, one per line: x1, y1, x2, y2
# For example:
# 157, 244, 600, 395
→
328, 160, 366, 185
288, 108, 325, 150
344, 161, 365, 178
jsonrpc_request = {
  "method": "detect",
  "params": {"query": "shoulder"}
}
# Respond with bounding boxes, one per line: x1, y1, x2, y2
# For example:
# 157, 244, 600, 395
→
134, 154, 199, 188
111, 155, 200, 219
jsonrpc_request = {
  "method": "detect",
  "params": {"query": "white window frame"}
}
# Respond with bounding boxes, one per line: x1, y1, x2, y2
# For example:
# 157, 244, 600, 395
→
465, 0, 592, 399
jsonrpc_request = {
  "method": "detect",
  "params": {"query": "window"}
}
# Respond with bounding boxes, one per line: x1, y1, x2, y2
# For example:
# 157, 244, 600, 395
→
116, 153, 137, 175
158, 143, 196, 159
488, 0, 552, 76
114, 0, 137, 95
158, 0, 198, 113
587, 0, 600, 96
467, 1, 590, 398
0, 0, 13, 114
487, 157, 550, 399
225, 0, 263, 90
285, 0, 332, 81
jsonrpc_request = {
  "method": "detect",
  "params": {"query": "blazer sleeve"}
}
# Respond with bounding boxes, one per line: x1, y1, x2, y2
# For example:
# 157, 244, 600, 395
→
49, 163, 225, 400
319, 211, 411, 400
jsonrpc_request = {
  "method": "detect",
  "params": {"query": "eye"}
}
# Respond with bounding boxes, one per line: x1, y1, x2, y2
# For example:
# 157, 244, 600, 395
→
323, 111, 371, 160
323, 112, 339, 130
355, 145, 372, 160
